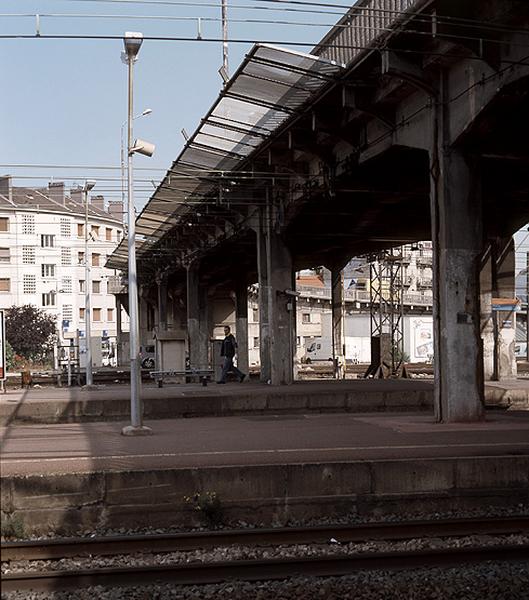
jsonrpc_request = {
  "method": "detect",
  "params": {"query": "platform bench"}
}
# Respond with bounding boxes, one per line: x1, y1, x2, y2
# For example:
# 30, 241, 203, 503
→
150, 369, 214, 387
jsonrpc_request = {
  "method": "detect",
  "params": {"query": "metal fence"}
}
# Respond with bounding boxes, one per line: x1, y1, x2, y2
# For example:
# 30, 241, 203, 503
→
316, 0, 421, 66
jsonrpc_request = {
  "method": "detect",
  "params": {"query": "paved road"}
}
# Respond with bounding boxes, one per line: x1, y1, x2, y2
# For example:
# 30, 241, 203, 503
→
2, 411, 529, 477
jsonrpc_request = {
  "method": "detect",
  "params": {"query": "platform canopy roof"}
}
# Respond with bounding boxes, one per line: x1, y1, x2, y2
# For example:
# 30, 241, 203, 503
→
107, 43, 344, 270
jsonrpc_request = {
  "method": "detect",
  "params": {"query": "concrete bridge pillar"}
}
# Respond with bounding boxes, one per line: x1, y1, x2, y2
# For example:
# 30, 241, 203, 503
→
330, 266, 346, 379
186, 262, 209, 369
480, 251, 495, 380
235, 280, 249, 378
138, 285, 155, 346
156, 272, 168, 332
492, 237, 518, 380
430, 149, 485, 422
256, 215, 271, 383
256, 209, 295, 385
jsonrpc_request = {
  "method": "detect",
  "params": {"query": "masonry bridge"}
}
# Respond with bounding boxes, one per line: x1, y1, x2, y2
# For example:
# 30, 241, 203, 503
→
108, 0, 529, 422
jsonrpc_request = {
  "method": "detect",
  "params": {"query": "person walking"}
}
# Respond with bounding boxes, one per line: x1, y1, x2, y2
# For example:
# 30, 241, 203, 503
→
217, 326, 246, 383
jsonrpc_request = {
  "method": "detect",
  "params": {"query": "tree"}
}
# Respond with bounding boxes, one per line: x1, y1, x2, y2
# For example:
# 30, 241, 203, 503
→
5, 305, 56, 361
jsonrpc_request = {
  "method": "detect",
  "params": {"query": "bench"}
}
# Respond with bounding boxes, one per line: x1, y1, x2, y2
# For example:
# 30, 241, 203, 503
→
150, 368, 214, 388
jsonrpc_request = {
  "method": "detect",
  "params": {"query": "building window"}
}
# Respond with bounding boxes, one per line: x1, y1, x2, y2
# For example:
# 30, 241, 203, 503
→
42, 292, 56, 307
61, 276, 72, 293
92, 253, 100, 267
297, 336, 301, 346
253, 336, 260, 348
41, 234, 55, 248
253, 308, 259, 322
107, 308, 114, 321
92, 280, 100, 294
63, 305, 73, 321
302, 313, 311, 323
0, 247, 9, 263
79, 307, 85, 321
0, 278, 10, 292
60, 218, 71, 237
61, 247, 71, 266
77, 223, 84, 238
93, 308, 101, 321
41, 264, 56, 278
79, 280, 85, 293
21, 214, 35, 234
105, 227, 112, 241
78, 251, 85, 265
23, 274, 36, 294
0, 217, 9, 232
22, 246, 35, 264
91, 225, 100, 239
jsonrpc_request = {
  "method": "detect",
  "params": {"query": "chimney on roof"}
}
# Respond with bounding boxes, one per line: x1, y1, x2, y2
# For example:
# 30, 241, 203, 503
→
107, 201, 124, 222
0, 175, 13, 203
91, 195, 105, 212
48, 181, 65, 204
70, 186, 83, 205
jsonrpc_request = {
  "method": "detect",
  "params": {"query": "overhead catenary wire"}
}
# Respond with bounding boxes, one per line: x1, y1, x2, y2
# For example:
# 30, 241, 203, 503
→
5, 12, 529, 38
30, 0, 529, 35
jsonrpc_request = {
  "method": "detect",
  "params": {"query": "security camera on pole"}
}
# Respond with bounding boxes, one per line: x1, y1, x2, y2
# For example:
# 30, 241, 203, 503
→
121, 32, 155, 436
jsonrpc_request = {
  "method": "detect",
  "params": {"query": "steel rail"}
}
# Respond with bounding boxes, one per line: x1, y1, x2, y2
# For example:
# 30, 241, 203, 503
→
3, 516, 528, 562
2, 543, 528, 593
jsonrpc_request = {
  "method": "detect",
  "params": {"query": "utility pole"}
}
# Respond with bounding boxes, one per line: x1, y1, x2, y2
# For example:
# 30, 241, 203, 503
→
221, 0, 229, 80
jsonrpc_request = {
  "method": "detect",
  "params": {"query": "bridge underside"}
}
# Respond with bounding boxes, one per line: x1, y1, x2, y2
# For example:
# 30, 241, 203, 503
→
109, 0, 529, 422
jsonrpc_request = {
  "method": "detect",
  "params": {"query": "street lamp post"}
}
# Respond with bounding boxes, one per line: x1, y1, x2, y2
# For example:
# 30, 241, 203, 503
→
83, 179, 96, 387
122, 31, 153, 436
121, 108, 152, 204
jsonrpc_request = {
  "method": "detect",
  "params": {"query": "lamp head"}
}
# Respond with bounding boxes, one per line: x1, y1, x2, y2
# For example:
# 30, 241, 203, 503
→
142, 108, 152, 116
124, 32, 143, 59
83, 180, 96, 192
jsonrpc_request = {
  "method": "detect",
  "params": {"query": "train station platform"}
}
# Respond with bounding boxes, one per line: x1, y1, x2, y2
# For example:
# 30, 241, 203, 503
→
1, 409, 528, 535
0, 378, 527, 426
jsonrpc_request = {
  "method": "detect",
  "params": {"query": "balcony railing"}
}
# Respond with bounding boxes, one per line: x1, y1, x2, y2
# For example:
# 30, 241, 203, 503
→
108, 275, 127, 294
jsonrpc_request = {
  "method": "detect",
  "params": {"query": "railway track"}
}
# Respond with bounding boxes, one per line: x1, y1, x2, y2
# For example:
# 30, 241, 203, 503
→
3, 517, 528, 593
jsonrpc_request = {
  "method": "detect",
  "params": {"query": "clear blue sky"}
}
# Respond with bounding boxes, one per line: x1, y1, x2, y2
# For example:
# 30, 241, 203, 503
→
0, 0, 343, 208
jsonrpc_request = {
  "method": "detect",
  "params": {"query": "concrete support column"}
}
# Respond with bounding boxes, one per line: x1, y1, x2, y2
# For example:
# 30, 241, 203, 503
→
156, 273, 168, 332
330, 267, 346, 379
186, 262, 209, 369
480, 251, 495, 380
267, 231, 294, 384
256, 207, 295, 384
256, 215, 271, 383
235, 280, 249, 378
138, 287, 153, 346
493, 237, 517, 379
116, 296, 123, 366
430, 147, 484, 422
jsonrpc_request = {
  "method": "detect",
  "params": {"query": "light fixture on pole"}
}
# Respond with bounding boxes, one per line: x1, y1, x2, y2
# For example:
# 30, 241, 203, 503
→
83, 179, 96, 387
121, 108, 152, 205
122, 31, 155, 436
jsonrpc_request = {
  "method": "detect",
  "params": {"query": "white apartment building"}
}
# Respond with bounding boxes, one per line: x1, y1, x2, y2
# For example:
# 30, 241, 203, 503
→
0, 176, 128, 366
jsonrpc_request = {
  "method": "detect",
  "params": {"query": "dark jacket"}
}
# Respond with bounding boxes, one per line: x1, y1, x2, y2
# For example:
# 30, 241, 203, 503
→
221, 334, 237, 359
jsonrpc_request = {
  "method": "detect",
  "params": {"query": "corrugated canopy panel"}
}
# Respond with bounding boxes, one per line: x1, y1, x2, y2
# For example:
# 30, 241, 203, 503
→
106, 44, 344, 271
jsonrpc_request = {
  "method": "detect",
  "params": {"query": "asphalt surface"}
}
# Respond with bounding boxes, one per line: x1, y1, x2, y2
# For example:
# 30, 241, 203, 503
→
2, 410, 529, 477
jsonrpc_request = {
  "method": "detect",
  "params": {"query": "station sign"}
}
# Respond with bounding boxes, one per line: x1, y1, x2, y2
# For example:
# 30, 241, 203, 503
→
491, 298, 520, 312
0, 310, 5, 381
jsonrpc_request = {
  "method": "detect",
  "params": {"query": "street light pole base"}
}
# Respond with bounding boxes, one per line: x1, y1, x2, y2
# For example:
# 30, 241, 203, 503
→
121, 425, 153, 436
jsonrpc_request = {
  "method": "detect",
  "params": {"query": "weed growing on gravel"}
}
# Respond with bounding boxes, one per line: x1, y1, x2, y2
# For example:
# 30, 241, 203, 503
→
1, 512, 26, 539
184, 491, 224, 528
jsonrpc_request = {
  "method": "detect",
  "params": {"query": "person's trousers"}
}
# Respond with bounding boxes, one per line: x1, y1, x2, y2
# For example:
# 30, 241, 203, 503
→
219, 356, 244, 382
